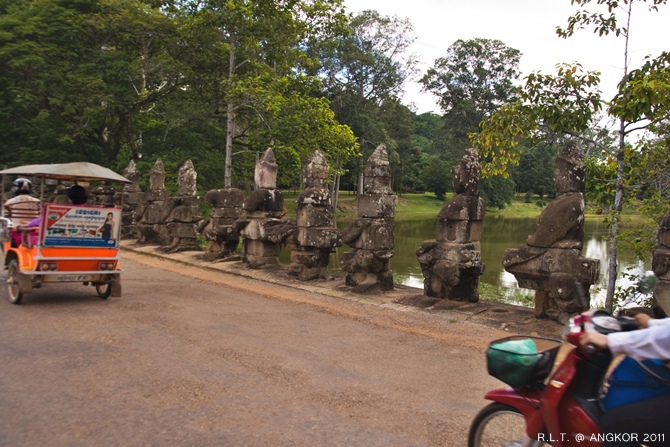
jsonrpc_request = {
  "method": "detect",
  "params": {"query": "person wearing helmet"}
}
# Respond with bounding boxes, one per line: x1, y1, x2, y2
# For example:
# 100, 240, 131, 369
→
4, 178, 41, 227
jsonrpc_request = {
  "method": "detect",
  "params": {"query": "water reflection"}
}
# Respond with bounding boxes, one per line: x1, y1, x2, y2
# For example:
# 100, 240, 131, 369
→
281, 216, 647, 307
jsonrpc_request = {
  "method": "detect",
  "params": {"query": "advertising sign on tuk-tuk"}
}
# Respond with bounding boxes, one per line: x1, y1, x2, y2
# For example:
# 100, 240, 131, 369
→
41, 204, 121, 248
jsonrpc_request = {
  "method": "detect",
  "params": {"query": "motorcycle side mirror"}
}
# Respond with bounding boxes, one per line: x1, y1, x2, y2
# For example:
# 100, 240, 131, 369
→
637, 271, 659, 295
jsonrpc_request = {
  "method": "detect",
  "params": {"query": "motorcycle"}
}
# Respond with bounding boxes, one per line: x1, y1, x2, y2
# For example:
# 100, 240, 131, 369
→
468, 274, 668, 447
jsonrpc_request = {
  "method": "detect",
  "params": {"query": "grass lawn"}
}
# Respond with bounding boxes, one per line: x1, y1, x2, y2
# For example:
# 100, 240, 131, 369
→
281, 190, 646, 222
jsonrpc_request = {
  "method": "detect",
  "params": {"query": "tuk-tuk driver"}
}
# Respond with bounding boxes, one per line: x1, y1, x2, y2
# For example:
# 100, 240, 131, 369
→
4, 178, 40, 227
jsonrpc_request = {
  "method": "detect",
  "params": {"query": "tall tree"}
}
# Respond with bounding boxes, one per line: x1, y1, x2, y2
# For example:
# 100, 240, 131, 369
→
556, 0, 670, 310
317, 9, 418, 193
0, 0, 184, 167
176, 0, 356, 188
471, 0, 670, 311
421, 38, 521, 167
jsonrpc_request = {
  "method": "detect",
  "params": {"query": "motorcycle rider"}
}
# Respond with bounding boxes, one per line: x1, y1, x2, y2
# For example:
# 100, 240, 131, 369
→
580, 314, 670, 446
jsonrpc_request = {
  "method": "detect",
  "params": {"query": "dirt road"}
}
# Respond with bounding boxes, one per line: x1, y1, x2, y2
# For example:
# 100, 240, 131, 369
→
0, 251, 513, 447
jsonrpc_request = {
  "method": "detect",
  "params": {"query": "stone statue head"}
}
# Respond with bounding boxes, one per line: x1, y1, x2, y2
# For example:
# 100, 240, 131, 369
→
254, 148, 278, 189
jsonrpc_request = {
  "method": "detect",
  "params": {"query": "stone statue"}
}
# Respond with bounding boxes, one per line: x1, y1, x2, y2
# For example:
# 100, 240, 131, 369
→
416, 148, 485, 301
288, 150, 342, 280
238, 148, 295, 268
652, 210, 670, 316
502, 141, 599, 322
340, 144, 397, 292
118, 160, 142, 239
161, 160, 202, 253
196, 188, 245, 260
137, 159, 171, 245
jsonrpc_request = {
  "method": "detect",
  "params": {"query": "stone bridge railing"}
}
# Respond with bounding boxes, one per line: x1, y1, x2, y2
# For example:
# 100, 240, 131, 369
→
95, 141, 668, 321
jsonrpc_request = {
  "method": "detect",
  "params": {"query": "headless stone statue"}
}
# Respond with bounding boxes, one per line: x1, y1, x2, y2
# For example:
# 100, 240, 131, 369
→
502, 141, 599, 322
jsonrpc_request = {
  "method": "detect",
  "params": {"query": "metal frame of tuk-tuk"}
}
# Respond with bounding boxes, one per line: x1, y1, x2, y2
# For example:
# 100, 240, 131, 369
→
1, 162, 132, 304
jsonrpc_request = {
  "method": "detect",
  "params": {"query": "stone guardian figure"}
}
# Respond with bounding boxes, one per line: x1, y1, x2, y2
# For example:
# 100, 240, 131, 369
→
289, 150, 342, 280
340, 144, 397, 292
239, 148, 295, 268
416, 148, 485, 301
502, 141, 599, 322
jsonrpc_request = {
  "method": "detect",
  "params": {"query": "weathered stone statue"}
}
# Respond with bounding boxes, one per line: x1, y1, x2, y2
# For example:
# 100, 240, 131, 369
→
416, 148, 485, 301
652, 211, 670, 316
137, 159, 171, 245
288, 150, 342, 280
91, 183, 116, 208
340, 144, 397, 292
196, 188, 245, 260
161, 159, 202, 253
118, 160, 142, 239
503, 141, 599, 322
238, 148, 295, 268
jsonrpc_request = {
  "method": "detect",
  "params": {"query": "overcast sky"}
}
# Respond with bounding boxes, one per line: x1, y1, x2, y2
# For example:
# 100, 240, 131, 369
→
343, 0, 670, 114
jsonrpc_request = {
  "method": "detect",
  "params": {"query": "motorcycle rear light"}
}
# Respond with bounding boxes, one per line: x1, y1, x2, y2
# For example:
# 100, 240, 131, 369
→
99, 262, 117, 271
39, 262, 58, 271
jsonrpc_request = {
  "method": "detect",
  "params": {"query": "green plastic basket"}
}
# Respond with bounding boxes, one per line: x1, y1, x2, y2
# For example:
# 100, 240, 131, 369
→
486, 336, 562, 389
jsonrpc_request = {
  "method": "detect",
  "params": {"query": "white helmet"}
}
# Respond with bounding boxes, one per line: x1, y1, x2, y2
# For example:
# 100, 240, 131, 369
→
11, 178, 32, 195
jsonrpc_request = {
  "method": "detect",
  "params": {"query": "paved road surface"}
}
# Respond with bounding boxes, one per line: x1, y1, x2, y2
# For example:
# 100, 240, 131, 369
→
0, 252, 509, 447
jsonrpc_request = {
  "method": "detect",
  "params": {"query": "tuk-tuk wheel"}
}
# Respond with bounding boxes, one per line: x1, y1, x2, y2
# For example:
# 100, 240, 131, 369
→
95, 283, 112, 299
7, 259, 23, 304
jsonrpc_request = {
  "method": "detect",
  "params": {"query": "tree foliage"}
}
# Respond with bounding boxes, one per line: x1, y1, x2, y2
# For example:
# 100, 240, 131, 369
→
421, 38, 521, 168
480, 175, 516, 210
0, 0, 359, 193
420, 154, 450, 200
470, 63, 602, 177
316, 9, 418, 192
470, 0, 670, 310
0, 0, 184, 167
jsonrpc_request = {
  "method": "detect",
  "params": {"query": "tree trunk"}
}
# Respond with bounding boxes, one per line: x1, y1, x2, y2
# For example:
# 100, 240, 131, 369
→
224, 35, 236, 189
605, 129, 626, 312
604, 1, 633, 313
331, 171, 341, 212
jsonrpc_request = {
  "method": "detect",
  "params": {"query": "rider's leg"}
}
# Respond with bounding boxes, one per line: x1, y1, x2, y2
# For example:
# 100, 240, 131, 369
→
601, 393, 670, 446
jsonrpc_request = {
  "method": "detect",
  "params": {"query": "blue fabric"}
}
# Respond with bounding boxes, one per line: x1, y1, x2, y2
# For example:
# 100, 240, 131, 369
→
603, 356, 670, 411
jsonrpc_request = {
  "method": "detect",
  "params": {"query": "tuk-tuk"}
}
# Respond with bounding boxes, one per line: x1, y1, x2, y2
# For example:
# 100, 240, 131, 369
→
1, 162, 132, 304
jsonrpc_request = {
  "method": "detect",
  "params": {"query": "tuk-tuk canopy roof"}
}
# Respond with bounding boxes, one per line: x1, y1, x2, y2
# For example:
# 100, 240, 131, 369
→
0, 162, 132, 184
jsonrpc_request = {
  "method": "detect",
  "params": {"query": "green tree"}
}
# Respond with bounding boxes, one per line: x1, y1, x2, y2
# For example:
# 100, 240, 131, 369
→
411, 112, 441, 156
471, 0, 670, 311
481, 175, 516, 210
316, 9, 418, 193
175, 0, 357, 189
420, 154, 450, 200
512, 141, 559, 198
421, 38, 521, 167
0, 0, 185, 167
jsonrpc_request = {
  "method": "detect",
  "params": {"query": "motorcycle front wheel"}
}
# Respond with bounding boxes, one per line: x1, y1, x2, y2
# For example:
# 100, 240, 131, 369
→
468, 402, 547, 447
